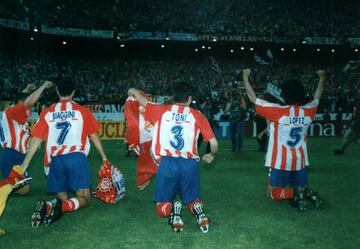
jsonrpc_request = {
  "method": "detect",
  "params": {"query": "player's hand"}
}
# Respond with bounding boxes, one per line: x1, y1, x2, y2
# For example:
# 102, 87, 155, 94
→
242, 69, 251, 79
42, 80, 53, 89
317, 70, 326, 79
128, 88, 137, 96
22, 84, 36, 93
202, 153, 215, 164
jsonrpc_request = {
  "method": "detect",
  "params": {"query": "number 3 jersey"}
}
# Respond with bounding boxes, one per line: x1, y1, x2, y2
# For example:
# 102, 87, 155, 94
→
31, 100, 100, 165
255, 98, 319, 171
144, 103, 215, 161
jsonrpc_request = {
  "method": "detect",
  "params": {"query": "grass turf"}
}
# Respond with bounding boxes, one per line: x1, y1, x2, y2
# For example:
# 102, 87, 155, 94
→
0, 138, 359, 249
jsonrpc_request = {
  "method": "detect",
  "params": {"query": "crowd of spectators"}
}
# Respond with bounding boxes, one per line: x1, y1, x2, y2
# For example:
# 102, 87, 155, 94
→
0, 0, 359, 38
1, 54, 359, 116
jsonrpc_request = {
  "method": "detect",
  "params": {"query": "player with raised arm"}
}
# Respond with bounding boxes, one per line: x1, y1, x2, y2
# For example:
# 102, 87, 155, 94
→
242, 68, 326, 212
15, 78, 109, 227
0, 81, 53, 195
128, 82, 218, 233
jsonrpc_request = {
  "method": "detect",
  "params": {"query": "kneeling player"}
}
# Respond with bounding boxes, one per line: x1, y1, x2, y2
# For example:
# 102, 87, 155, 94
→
0, 81, 53, 195
16, 78, 109, 226
129, 83, 218, 233
243, 69, 325, 212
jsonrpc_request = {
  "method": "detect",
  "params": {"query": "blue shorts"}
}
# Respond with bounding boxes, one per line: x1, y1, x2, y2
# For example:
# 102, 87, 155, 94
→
0, 148, 28, 178
47, 152, 91, 193
154, 156, 200, 205
269, 168, 308, 188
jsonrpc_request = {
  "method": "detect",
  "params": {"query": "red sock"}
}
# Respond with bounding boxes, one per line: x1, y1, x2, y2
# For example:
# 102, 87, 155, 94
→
156, 202, 173, 217
187, 199, 204, 215
270, 188, 294, 200
61, 198, 80, 213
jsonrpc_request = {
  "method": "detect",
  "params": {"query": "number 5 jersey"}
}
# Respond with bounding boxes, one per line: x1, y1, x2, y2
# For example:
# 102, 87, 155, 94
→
255, 98, 319, 171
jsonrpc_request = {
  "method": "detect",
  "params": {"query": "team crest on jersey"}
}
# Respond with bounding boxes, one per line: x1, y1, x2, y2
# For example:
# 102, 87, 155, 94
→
98, 176, 113, 193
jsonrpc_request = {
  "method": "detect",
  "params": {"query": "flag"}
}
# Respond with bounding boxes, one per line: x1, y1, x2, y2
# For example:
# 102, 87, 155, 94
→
210, 57, 222, 75
254, 54, 270, 65
266, 49, 274, 60
124, 90, 158, 189
266, 83, 285, 103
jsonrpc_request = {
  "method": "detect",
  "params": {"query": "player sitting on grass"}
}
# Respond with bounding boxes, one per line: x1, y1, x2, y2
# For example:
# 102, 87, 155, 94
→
14, 78, 109, 227
128, 83, 218, 233
242, 68, 326, 212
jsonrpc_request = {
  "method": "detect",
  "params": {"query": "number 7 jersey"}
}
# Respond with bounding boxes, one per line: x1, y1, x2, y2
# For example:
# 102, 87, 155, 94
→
255, 98, 319, 171
31, 100, 100, 163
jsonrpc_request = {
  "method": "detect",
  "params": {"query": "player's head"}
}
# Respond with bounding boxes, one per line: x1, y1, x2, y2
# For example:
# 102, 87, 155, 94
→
56, 77, 75, 98
172, 81, 194, 105
280, 79, 306, 105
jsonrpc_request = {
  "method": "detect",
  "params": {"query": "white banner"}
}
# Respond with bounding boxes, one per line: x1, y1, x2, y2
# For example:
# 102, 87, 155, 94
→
41, 25, 114, 38
0, 18, 29, 30
348, 37, 360, 47
303, 36, 340, 45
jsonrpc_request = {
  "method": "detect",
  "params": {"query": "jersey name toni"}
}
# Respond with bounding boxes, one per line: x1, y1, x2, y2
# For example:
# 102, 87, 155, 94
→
171, 113, 189, 122
52, 111, 76, 120
289, 116, 305, 125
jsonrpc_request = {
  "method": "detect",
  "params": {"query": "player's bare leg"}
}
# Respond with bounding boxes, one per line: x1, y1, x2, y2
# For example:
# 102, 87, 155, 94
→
13, 184, 31, 195
75, 188, 91, 208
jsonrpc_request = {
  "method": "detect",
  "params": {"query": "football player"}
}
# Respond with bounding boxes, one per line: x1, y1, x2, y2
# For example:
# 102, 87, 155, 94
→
128, 82, 218, 233
242, 69, 326, 211
15, 78, 109, 227
0, 81, 53, 195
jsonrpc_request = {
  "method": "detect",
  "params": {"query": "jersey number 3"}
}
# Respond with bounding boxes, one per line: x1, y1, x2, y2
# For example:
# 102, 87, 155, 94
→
56, 121, 71, 145
170, 125, 184, 150
287, 127, 303, 147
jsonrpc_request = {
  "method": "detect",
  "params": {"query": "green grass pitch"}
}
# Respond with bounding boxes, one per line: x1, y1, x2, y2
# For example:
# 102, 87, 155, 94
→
0, 138, 359, 249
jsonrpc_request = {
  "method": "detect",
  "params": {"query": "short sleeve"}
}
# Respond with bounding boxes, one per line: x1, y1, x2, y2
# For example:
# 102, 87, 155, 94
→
31, 111, 48, 140
83, 108, 100, 136
302, 99, 319, 119
5, 102, 27, 124
143, 103, 167, 124
255, 98, 288, 122
195, 111, 215, 141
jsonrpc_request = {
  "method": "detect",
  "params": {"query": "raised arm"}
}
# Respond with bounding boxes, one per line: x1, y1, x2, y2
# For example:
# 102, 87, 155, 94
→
128, 88, 149, 107
242, 69, 257, 104
24, 81, 53, 109
314, 70, 325, 100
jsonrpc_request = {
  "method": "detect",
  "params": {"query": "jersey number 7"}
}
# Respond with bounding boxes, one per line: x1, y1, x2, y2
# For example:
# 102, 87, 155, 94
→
56, 121, 72, 145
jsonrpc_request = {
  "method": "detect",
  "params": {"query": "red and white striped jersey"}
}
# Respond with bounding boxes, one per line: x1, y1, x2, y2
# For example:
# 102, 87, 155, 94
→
31, 100, 100, 163
144, 103, 215, 161
255, 98, 319, 171
0, 102, 30, 154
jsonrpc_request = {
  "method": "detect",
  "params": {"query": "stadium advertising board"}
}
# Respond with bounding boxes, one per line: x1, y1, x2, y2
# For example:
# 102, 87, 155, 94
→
41, 25, 114, 38
0, 18, 29, 30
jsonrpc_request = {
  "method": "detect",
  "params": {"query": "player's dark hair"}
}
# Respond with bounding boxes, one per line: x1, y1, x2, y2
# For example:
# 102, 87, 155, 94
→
280, 79, 306, 105
172, 81, 194, 103
56, 77, 75, 97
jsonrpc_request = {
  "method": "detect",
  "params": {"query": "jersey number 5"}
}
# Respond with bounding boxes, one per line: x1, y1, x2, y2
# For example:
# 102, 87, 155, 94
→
287, 127, 303, 147
56, 121, 71, 145
170, 125, 184, 150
